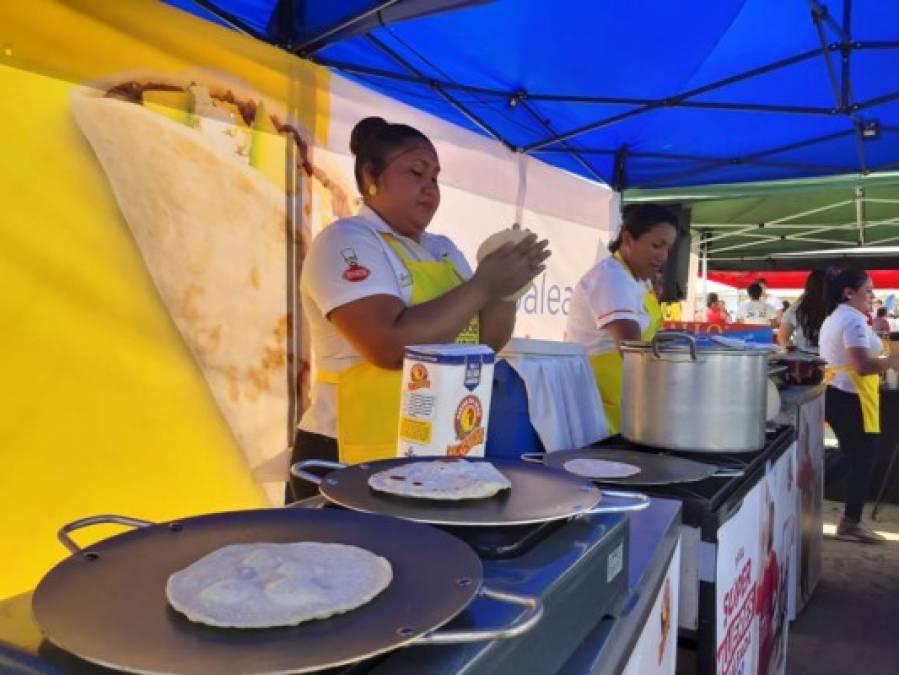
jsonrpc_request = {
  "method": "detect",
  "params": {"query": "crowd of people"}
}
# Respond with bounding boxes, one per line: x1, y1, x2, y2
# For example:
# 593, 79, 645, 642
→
700, 275, 899, 338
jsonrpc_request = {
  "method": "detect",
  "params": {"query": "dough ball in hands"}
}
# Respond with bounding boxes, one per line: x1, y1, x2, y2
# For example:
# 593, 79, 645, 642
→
476, 227, 539, 302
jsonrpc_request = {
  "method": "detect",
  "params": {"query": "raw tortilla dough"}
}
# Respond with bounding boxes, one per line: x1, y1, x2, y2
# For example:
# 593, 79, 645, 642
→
368, 459, 511, 500
562, 458, 641, 479
476, 228, 537, 301
166, 542, 392, 628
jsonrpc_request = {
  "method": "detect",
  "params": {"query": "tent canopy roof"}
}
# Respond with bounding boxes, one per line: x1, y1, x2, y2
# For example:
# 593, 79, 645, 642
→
166, 0, 899, 190
626, 171, 899, 268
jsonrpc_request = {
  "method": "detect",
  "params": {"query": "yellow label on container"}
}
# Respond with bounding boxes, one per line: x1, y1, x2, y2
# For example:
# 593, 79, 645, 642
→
399, 417, 432, 444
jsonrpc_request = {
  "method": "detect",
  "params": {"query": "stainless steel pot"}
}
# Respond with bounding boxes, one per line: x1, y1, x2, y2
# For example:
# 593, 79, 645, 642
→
620, 331, 769, 453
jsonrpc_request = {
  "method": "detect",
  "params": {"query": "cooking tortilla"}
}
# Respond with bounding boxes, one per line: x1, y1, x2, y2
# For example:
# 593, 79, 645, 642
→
562, 458, 641, 479
476, 228, 535, 301
368, 459, 511, 500
166, 542, 392, 628
69, 70, 352, 495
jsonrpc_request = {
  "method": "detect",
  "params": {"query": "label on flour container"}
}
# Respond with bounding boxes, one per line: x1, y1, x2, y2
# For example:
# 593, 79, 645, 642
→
398, 344, 495, 458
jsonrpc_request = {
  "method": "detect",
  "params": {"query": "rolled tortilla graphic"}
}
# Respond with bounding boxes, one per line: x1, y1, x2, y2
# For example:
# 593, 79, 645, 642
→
70, 69, 320, 486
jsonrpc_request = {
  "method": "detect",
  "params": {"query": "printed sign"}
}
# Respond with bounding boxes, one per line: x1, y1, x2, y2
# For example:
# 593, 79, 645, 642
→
621, 541, 681, 675
716, 484, 762, 675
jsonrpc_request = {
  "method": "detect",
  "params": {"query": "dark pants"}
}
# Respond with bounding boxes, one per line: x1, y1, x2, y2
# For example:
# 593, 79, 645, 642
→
824, 386, 879, 522
286, 429, 339, 503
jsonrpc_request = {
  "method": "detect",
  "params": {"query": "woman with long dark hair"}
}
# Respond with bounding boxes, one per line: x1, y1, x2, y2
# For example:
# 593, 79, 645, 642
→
820, 267, 899, 542
778, 270, 827, 349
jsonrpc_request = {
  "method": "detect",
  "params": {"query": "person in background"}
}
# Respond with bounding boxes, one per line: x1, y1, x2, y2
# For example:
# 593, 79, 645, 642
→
873, 306, 891, 335
757, 277, 782, 311
890, 309, 899, 333
738, 282, 774, 325
773, 300, 790, 328
778, 270, 827, 350
820, 267, 899, 543
290, 116, 549, 500
567, 204, 677, 434
704, 292, 727, 324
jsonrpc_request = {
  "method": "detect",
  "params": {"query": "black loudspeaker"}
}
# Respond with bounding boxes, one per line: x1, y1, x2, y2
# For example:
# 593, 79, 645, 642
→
659, 205, 692, 302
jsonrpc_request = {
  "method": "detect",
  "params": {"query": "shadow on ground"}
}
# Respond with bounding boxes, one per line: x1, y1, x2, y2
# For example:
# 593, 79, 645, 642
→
787, 500, 899, 675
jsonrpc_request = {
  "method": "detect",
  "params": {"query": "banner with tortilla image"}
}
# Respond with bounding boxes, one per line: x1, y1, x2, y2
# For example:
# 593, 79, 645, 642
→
68, 67, 354, 491
0, 0, 360, 603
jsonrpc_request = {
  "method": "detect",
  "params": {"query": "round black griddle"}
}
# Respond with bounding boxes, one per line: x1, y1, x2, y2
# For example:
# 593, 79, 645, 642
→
292, 458, 649, 526
527, 448, 743, 486
32, 508, 507, 674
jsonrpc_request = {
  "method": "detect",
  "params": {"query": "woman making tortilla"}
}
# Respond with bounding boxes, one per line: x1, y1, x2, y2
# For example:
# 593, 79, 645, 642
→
289, 116, 550, 500
566, 204, 678, 434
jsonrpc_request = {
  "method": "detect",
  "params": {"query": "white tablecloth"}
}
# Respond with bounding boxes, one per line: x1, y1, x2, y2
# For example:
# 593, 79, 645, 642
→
501, 350, 609, 451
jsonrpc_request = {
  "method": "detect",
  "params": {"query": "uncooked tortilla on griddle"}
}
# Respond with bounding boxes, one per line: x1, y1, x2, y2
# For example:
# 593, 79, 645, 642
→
562, 458, 641, 479
166, 542, 392, 628
368, 459, 511, 500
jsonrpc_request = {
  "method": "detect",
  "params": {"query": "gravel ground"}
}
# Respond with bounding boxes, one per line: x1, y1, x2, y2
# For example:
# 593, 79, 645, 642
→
786, 500, 899, 675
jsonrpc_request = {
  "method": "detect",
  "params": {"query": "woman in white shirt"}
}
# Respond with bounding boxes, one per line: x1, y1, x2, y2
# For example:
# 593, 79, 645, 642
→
290, 116, 550, 499
820, 268, 899, 543
778, 270, 826, 350
566, 204, 678, 434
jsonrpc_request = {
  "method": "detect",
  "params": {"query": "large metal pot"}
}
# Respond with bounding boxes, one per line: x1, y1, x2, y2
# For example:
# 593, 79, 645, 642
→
620, 331, 769, 453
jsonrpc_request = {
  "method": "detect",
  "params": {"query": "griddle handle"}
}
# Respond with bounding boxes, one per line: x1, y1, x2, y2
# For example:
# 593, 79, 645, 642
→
583, 490, 651, 515
414, 586, 543, 644
58, 515, 154, 555
712, 467, 745, 478
519, 453, 545, 464
290, 459, 348, 486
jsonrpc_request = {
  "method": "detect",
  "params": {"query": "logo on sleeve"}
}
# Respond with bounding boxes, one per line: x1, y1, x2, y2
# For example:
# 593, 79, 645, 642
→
341, 248, 370, 282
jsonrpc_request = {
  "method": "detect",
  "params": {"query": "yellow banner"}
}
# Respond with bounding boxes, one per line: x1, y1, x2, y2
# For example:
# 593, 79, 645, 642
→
0, 0, 330, 600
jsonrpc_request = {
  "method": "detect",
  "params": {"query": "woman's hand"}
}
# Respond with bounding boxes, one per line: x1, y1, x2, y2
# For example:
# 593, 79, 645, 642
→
473, 233, 551, 300
846, 346, 899, 376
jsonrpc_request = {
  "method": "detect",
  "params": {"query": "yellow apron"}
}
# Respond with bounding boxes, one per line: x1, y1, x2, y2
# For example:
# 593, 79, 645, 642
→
318, 233, 480, 464
824, 365, 881, 434
589, 253, 662, 435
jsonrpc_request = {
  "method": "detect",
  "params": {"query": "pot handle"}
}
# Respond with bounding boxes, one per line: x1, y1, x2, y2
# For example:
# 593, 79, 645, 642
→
651, 331, 697, 361
413, 586, 544, 644
290, 459, 348, 486
58, 515, 154, 555
583, 489, 651, 515
519, 452, 545, 464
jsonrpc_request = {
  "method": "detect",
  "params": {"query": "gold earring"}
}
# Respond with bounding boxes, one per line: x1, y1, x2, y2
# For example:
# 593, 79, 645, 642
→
368, 184, 378, 197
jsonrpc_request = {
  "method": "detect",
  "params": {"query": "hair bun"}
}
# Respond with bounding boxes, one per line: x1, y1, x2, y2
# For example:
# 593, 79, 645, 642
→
350, 116, 389, 155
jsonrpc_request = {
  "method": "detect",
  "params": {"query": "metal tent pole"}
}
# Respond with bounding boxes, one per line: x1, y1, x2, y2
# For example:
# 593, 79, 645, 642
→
855, 186, 866, 244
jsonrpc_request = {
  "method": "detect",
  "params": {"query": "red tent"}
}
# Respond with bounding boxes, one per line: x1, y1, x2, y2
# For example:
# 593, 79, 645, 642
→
707, 270, 899, 290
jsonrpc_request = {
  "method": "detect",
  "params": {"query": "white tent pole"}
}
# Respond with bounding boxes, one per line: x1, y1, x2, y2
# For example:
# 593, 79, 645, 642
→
702, 233, 709, 302
855, 186, 865, 245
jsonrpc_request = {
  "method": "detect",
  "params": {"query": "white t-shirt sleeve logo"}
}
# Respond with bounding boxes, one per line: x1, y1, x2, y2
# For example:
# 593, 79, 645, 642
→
340, 247, 371, 282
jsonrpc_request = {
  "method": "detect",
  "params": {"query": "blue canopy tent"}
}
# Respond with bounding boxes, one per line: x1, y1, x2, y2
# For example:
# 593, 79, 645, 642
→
164, 0, 899, 193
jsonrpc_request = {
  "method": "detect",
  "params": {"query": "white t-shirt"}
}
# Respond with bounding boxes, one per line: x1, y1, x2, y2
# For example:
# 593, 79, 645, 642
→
566, 254, 652, 356
299, 206, 472, 437
739, 300, 774, 325
819, 304, 883, 394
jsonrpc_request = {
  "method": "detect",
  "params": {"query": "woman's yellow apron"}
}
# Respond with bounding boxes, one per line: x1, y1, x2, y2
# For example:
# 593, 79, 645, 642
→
317, 233, 480, 464
588, 253, 662, 435
824, 365, 881, 433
